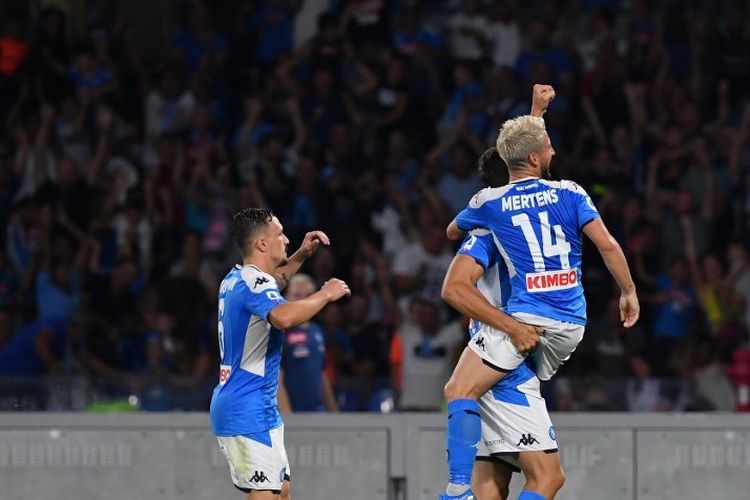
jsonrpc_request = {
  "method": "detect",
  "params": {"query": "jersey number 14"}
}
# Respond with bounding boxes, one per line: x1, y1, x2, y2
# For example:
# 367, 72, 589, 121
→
511, 211, 571, 271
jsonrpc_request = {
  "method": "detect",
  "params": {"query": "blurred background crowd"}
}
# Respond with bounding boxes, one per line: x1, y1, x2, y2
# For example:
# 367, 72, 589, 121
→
1, 0, 749, 413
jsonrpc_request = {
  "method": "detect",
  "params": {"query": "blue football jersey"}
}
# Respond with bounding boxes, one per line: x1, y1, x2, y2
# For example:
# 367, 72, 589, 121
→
210, 264, 287, 437
457, 229, 510, 338
456, 178, 600, 326
455, 230, 536, 397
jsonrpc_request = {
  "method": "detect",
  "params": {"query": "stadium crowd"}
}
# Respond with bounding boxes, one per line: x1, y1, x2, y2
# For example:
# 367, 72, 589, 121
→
0, 0, 749, 412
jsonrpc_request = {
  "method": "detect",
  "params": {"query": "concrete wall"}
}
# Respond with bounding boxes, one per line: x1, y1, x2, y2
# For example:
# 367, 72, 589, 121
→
1, 413, 749, 500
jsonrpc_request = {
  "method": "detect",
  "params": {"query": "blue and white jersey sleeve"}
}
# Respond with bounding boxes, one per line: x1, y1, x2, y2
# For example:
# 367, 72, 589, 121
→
562, 181, 599, 229
457, 229, 498, 270
239, 266, 287, 320
455, 187, 498, 232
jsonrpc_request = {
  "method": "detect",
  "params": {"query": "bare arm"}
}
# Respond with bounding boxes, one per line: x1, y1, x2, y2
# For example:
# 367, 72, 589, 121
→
441, 254, 542, 353
34, 329, 60, 374
446, 219, 465, 241
34, 106, 55, 186
273, 231, 330, 289
681, 217, 707, 305
286, 97, 306, 154
321, 373, 338, 412
530, 84, 555, 117
583, 218, 640, 327
277, 369, 293, 413
268, 279, 350, 330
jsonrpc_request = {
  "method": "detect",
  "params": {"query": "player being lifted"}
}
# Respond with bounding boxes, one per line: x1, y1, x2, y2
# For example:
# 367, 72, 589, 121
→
210, 208, 350, 500
440, 86, 640, 500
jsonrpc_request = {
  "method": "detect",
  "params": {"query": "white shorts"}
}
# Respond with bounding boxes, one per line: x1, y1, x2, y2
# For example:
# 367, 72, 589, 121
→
476, 376, 558, 469
216, 425, 291, 492
468, 312, 585, 381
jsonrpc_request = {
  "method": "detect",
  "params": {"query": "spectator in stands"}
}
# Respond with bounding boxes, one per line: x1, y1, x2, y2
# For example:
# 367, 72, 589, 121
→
391, 298, 464, 411
280, 273, 338, 412
0, 0, 748, 412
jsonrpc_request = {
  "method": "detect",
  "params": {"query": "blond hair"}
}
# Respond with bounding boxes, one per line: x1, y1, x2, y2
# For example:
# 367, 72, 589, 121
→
495, 115, 547, 170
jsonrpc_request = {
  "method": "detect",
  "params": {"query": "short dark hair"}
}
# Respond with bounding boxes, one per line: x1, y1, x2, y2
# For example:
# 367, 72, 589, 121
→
477, 148, 507, 187
231, 208, 274, 256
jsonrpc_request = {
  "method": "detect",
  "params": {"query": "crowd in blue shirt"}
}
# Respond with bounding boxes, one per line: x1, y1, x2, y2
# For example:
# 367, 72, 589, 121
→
0, 0, 749, 412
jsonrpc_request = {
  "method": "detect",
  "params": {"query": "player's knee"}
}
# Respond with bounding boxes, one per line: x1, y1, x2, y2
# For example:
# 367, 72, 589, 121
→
443, 376, 480, 401
444, 377, 467, 401
525, 461, 564, 495
534, 466, 564, 495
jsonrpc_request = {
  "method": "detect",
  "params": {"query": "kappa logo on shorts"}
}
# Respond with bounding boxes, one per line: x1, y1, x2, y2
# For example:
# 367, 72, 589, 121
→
474, 336, 487, 352
250, 471, 270, 483
516, 433, 539, 446
254, 277, 270, 288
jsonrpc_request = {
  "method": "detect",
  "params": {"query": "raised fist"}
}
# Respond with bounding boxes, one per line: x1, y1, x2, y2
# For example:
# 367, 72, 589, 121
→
321, 278, 351, 302
532, 84, 556, 110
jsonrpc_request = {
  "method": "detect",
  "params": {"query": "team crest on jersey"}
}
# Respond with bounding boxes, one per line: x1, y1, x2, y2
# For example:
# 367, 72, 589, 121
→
549, 426, 556, 441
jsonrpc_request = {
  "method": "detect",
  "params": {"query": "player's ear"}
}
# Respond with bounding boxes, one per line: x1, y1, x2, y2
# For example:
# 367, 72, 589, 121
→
527, 151, 539, 167
255, 235, 268, 253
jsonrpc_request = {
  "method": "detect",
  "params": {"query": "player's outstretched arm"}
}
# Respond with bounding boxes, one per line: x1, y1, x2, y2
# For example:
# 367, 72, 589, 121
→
274, 230, 330, 289
583, 218, 640, 328
268, 278, 350, 330
441, 254, 542, 353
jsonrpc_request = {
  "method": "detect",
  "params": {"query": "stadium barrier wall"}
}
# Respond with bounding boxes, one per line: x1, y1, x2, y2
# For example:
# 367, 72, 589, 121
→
0, 412, 749, 500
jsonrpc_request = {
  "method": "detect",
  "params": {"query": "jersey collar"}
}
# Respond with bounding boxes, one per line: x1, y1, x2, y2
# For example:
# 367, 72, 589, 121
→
509, 177, 540, 184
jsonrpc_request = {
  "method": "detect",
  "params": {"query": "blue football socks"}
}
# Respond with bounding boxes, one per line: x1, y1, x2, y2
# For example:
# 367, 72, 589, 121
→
518, 490, 546, 500
446, 399, 482, 489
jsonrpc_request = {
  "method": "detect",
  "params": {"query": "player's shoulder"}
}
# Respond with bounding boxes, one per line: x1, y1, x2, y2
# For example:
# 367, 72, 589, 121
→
540, 178, 589, 196
238, 265, 279, 295
468, 185, 514, 209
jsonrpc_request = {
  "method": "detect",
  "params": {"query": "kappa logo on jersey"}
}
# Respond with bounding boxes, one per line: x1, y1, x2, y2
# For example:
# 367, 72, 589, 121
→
526, 268, 578, 292
253, 277, 270, 288
250, 471, 270, 483
474, 336, 486, 352
516, 433, 539, 446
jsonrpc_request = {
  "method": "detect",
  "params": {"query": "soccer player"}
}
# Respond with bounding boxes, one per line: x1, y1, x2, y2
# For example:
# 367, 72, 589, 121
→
440, 86, 640, 500
443, 148, 556, 500
210, 208, 350, 500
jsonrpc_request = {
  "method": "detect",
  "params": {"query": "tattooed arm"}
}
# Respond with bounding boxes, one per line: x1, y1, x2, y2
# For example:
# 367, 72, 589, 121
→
273, 231, 330, 290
